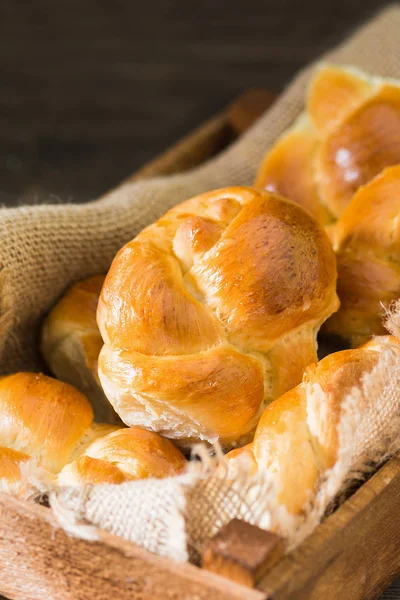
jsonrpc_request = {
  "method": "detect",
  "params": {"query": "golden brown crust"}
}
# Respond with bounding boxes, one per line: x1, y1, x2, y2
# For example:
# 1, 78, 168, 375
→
254, 123, 330, 223
308, 66, 372, 134
192, 191, 337, 350
226, 338, 395, 515
98, 186, 338, 446
255, 65, 400, 221
0, 373, 94, 473
316, 85, 400, 217
0, 373, 187, 489
41, 275, 120, 423
98, 242, 224, 356
43, 275, 104, 350
59, 455, 130, 485
98, 344, 265, 445
324, 166, 400, 345
58, 427, 186, 486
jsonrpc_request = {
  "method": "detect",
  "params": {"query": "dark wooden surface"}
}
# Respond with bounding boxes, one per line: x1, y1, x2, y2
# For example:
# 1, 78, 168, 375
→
0, 0, 386, 206
1, 2, 399, 598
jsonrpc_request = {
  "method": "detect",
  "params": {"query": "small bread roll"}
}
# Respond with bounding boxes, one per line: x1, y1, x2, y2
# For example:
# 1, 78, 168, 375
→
0, 372, 95, 473
225, 336, 399, 515
97, 186, 339, 447
323, 166, 400, 346
41, 275, 120, 423
58, 427, 187, 486
256, 65, 400, 222
0, 372, 186, 490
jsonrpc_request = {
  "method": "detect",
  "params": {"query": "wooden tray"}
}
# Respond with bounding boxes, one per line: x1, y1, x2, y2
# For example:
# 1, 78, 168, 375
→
1, 90, 400, 600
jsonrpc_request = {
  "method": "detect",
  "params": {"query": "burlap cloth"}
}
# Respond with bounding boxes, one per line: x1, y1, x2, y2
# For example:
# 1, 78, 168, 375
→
1, 4, 400, 564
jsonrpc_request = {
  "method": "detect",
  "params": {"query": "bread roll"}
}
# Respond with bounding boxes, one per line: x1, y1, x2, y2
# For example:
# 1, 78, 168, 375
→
0, 372, 96, 473
0, 372, 186, 490
41, 275, 120, 423
255, 65, 400, 222
323, 166, 400, 346
225, 335, 399, 514
58, 427, 187, 486
97, 186, 339, 447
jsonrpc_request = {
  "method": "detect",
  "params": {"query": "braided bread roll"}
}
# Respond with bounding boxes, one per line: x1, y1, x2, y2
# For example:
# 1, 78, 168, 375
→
255, 65, 400, 223
323, 165, 400, 346
58, 427, 186, 486
0, 373, 186, 492
225, 335, 400, 515
97, 186, 338, 447
41, 275, 121, 424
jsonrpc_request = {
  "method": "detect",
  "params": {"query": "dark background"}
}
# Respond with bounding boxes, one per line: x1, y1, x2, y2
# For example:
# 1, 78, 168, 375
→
1, 2, 399, 598
0, 0, 387, 207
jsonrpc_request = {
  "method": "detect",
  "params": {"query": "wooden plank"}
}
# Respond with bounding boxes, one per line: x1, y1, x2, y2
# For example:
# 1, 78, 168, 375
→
0, 492, 266, 600
258, 453, 400, 600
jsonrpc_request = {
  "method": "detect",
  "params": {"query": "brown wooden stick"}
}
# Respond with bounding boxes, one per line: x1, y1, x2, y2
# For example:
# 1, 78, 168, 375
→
202, 519, 284, 588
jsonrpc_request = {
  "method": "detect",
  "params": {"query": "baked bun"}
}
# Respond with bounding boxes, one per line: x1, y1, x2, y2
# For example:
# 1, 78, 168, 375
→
0, 372, 96, 473
41, 275, 120, 423
255, 65, 400, 222
58, 426, 187, 486
323, 166, 400, 346
0, 372, 186, 489
225, 336, 399, 514
97, 186, 339, 447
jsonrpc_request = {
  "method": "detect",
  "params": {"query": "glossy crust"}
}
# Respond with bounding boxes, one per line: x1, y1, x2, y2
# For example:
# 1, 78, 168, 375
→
324, 166, 400, 346
58, 427, 186, 486
0, 373, 94, 473
97, 186, 339, 447
0, 372, 186, 488
254, 117, 331, 224
256, 65, 400, 221
41, 275, 120, 423
225, 336, 397, 514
